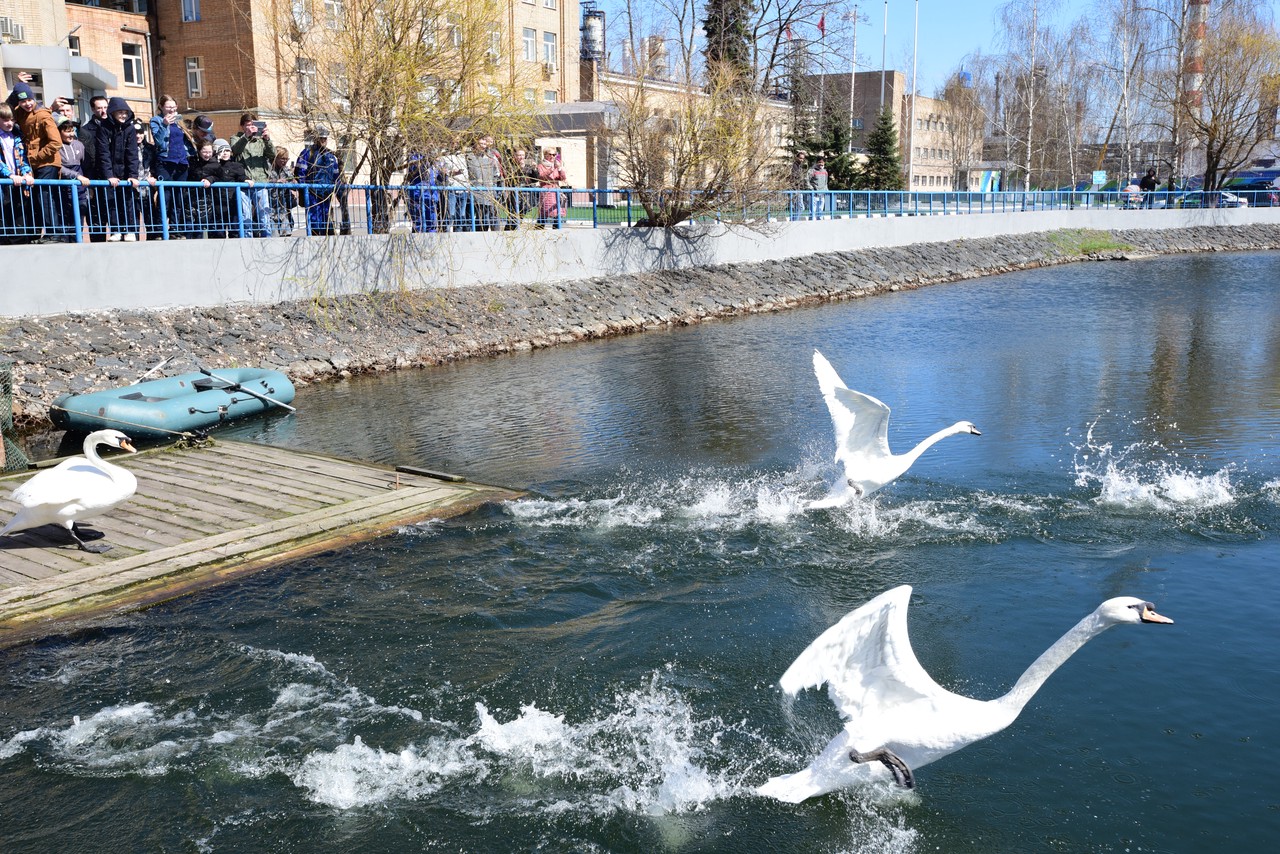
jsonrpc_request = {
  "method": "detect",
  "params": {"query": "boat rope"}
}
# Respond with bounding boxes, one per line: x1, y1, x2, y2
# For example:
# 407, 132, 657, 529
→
46, 402, 201, 440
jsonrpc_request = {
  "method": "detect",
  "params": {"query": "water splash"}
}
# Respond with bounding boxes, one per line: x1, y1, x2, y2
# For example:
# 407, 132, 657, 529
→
1071, 419, 1237, 513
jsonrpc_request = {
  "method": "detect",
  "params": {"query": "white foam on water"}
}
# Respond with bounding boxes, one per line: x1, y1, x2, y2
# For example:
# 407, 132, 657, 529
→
1072, 422, 1237, 513
292, 734, 486, 810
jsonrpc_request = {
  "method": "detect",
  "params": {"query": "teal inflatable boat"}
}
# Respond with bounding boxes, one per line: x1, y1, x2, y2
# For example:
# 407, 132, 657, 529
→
51, 367, 296, 441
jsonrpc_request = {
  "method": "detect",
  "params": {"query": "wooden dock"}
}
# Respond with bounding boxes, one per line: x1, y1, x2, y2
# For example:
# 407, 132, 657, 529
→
0, 439, 521, 647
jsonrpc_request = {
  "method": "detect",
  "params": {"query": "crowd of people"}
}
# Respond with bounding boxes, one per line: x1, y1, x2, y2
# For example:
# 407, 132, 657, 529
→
0, 83, 576, 244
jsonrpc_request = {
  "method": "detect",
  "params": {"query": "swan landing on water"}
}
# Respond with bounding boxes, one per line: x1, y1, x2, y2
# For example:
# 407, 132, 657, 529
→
812, 350, 980, 498
757, 585, 1173, 803
0, 429, 138, 553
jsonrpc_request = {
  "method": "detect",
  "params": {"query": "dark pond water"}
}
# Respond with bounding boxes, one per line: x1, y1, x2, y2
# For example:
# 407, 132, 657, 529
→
3, 252, 1280, 852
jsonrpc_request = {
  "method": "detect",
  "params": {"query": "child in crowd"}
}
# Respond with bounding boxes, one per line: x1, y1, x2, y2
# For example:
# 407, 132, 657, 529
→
267, 147, 297, 236
94, 96, 140, 241
0, 104, 34, 244
133, 121, 159, 237
188, 141, 216, 238
200, 138, 250, 237
56, 114, 90, 242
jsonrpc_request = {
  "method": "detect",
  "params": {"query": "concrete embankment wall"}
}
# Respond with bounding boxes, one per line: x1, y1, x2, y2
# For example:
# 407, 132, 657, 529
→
4, 212, 1280, 430
7, 207, 1280, 317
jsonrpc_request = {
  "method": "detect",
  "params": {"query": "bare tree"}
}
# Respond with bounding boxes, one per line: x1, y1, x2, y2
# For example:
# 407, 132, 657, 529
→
608, 0, 785, 227
940, 69, 986, 190
1185, 4, 1280, 188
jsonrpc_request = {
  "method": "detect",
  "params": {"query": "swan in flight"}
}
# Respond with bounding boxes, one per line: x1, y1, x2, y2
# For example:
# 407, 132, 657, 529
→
812, 350, 980, 497
757, 585, 1173, 802
1, 429, 138, 553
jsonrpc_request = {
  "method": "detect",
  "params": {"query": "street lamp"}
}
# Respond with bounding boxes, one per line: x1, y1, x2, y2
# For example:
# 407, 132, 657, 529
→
120, 24, 157, 115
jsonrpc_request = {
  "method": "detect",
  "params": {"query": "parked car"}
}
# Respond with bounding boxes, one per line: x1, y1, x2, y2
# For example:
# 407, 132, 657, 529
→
1173, 190, 1249, 209
1233, 180, 1280, 207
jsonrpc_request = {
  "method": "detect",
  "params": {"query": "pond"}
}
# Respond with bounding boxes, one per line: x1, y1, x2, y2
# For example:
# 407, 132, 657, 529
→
2, 251, 1279, 852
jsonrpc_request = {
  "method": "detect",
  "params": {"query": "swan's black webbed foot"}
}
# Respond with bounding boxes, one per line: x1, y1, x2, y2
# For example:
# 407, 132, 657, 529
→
69, 524, 112, 554
847, 480, 863, 497
850, 748, 915, 789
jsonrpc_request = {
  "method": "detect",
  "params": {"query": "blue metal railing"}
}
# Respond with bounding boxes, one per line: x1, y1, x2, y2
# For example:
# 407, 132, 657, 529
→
0, 182, 1262, 243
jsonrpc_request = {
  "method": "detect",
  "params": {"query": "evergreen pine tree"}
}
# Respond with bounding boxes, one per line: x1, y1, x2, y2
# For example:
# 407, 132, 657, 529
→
703, 0, 756, 79
855, 108, 905, 190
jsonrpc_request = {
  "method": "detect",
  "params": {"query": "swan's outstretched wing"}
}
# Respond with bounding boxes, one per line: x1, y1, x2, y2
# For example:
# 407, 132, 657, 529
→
779, 585, 949, 721
812, 351, 891, 464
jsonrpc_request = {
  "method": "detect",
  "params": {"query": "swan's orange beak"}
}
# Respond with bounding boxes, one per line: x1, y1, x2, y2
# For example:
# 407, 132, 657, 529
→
120, 440, 137, 454
1140, 605, 1173, 624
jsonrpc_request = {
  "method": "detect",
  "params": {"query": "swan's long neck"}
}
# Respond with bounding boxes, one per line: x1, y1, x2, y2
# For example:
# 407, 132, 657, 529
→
83, 437, 125, 481
996, 610, 1113, 713
903, 423, 968, 465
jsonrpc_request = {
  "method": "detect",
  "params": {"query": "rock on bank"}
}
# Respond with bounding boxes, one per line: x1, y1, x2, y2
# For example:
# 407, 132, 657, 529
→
4, 224, 1280, 431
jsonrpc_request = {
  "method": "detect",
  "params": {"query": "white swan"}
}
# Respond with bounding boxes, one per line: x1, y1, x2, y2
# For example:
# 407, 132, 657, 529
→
812, 350, 980, 497
757, 584, 1173, 802
1, 429, 138, 553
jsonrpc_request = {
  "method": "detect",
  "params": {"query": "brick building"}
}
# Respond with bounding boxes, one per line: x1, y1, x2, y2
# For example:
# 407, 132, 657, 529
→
0, 0, 154, 120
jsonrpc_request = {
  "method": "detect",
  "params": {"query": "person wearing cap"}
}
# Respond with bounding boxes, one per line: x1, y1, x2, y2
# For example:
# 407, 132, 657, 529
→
0, 103, 34, 244
94, 96, 140, 241
294, 125, 340, 236
200, 138, 252, 237
10, 82, 65, 243
56, 114, 90, 242
806, 155, 829, 220
230, 113, 276, 237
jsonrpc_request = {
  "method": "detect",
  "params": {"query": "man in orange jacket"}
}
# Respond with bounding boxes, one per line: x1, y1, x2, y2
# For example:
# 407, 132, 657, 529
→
11, 83, 65, 242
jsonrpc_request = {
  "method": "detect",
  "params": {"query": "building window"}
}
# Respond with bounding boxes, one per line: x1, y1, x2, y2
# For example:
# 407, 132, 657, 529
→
542, 31, 557, 67
446, 15, 461, 49
523, 28, 537, 62
524, 88, 536, 102
67, 35, 81, 56
852, 118, 863, 130
486, 23, 501, 63
122, 43, 145, 87
182, 0, 201, 22
292, 0, 312, 31
329, 62, 348, 104
544, 0, 557, 7
324, 0, 344, 30
185, 56, 204, 98
297, 57, 318, 101
544, 90, 558, 103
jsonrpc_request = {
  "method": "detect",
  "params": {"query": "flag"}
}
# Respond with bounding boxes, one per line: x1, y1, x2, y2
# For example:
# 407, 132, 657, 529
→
786, 25, 793, 40
818, 14, 826, 38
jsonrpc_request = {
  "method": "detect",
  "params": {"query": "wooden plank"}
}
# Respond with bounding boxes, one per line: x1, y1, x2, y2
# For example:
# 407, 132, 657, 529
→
212, 442, 411, 491
138, 448, 379, 499
0, 485, 495, 616
128, 481, 273, 525
129, 465, 319, 515
137, 455, 364, 505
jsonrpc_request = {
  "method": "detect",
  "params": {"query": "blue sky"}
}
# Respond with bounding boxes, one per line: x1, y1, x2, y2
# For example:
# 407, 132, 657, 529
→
834, 0, 1280, 97
602, 1, 1280, 97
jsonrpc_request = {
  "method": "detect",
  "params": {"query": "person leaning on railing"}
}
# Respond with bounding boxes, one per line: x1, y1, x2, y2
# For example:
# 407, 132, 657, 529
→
0, 104, 34, 245
95, 97, 141, 242
80, 96, 109, 242
231, 113, 276, 237
266, 146, 297, 236
9, 83, 64, 244
150, 95, 193, 239
55, 114, 90, 242
295, 126, 340, 236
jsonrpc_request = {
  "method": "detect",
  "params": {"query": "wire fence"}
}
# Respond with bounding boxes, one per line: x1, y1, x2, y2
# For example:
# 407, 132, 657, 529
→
0, 182, 1273, 243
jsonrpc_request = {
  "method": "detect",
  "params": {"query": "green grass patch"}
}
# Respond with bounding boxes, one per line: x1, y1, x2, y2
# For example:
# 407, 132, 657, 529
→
1046, 228, 1134, 256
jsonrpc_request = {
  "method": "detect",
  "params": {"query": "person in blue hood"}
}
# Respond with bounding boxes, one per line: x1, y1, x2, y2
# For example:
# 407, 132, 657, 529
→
94, 96, 140, 240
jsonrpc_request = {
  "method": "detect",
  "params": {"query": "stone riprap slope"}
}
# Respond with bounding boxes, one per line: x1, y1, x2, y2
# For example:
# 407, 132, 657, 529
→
5, 224, 1280, 431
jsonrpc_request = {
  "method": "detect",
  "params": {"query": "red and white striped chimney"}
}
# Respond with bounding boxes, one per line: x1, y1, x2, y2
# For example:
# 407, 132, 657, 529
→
1183, 0, 1210, 113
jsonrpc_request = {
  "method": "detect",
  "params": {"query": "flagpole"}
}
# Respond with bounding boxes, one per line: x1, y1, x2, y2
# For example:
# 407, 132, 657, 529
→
907, 0, 919, 188
879, 0, 888, 111
848, 4, 859, 154
817, 15, 826, 145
